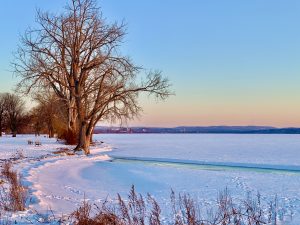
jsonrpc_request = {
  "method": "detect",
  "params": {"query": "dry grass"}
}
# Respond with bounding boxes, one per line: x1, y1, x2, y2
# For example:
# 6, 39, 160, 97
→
71, 186, 162, 225
11, 150, 24, 160
62, 129, 78, 145
1, 162, 12, 180
70, 186, 287, 225
0, 161, 28, 211
53, 148, 75, 156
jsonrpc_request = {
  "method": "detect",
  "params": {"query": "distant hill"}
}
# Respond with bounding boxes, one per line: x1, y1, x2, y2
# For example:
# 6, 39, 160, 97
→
94, 126, 300, 134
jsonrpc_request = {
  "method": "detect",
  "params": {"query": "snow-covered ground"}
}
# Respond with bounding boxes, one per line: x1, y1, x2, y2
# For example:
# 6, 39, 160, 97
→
1, 134, 300, 224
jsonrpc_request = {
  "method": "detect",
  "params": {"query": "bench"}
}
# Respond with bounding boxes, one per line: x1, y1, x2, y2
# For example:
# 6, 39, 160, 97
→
35, 141, 42, 146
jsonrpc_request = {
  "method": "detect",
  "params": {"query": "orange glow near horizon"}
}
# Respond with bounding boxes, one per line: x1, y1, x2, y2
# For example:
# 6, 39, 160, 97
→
126, 94, 300, 128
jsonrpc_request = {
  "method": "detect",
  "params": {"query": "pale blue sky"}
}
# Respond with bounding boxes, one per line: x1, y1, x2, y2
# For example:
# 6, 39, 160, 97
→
0, 1, 300, 126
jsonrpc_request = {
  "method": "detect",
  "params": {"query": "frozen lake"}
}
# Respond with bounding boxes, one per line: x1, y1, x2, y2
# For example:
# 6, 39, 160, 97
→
102, 133, 300, 166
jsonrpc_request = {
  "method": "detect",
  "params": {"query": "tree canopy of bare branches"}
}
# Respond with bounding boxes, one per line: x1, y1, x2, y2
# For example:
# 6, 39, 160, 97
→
3, 93, 26, 137
32, 91, 67, 138
14, 0, 172, 154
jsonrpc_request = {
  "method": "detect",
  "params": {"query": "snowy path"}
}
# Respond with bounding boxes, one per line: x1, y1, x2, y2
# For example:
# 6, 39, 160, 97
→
25, 154, 111, 213
20, 141, 113, 215
0, 135, 112, 223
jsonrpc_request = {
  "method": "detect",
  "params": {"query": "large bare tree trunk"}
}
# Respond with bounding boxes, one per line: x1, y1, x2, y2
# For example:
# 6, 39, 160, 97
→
76, 120, 92, 155
83, 135, 91, 155
75, 120, 85, 152
68, 98, 77, 133
90, 126, 95, 143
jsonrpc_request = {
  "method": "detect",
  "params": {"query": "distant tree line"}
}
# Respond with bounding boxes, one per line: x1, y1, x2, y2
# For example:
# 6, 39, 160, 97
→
0, 92, 69, 138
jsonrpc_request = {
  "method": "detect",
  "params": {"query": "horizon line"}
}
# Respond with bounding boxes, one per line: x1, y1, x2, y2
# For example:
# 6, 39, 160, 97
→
96, 125, 300, 129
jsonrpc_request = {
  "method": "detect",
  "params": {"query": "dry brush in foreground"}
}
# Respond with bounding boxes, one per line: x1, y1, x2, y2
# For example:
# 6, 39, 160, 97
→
70, 186, 288, 225
0, 161, 292, 225
0, 161, 28, 212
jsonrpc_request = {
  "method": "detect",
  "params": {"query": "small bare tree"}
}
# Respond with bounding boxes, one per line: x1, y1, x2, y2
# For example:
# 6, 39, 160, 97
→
4, 94, 25, 137
0, 93, 7, 136
30, 105, 45, 136
33, 91, 62, 138
14, 0, 172, 154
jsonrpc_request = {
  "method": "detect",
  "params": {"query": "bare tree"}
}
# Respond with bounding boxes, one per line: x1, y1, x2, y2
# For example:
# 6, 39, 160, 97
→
31, 108, 42, 136
0, 94, 7, 136
14, 0, 172, 154
33, 91, 62, 138
4, 94, 25, 137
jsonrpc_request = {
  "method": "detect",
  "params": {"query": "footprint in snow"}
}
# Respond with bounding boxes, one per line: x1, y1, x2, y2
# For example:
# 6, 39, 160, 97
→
64, 185, 84, 195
